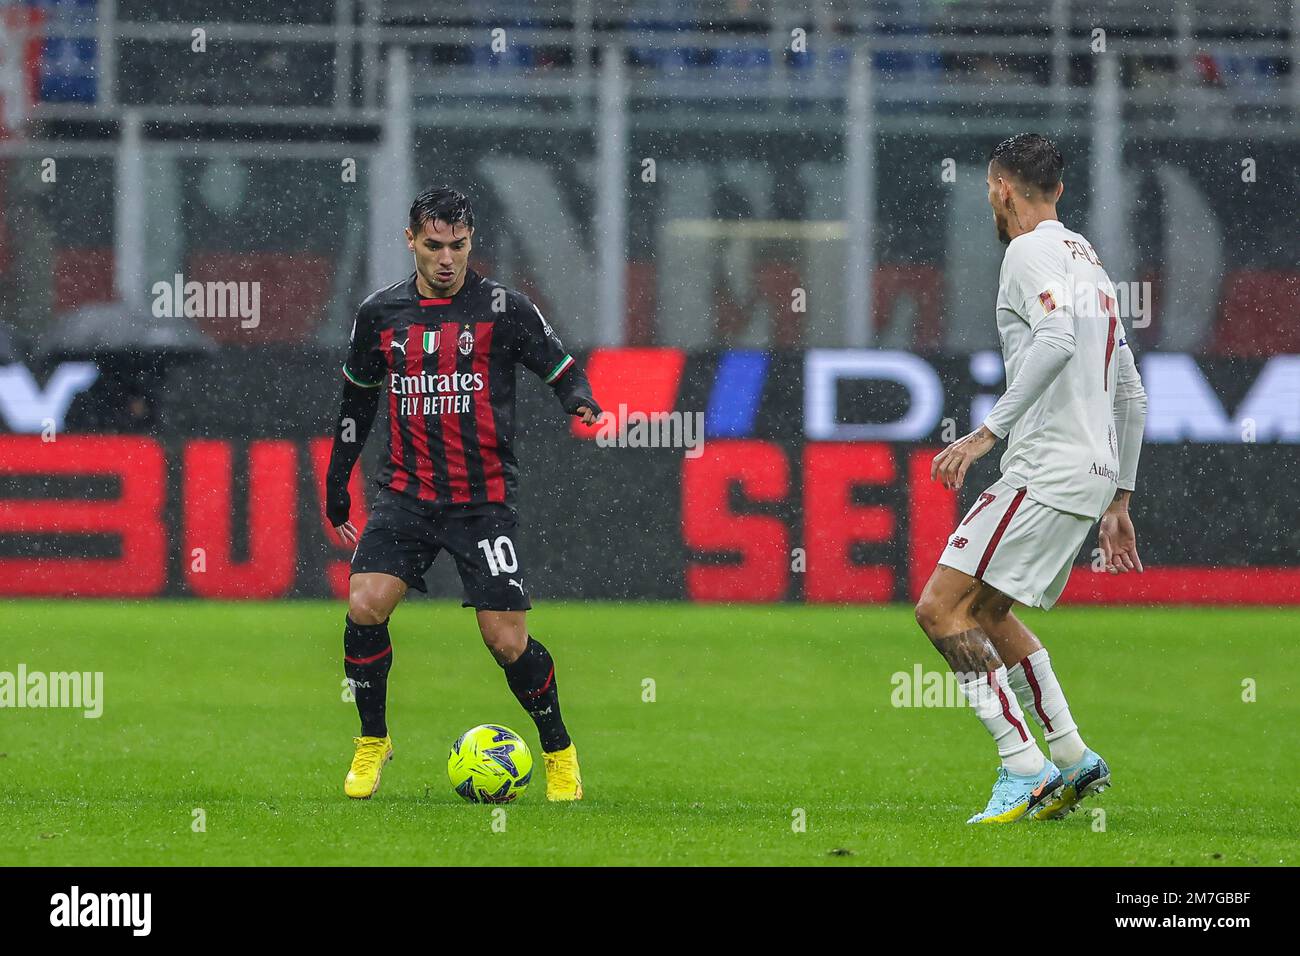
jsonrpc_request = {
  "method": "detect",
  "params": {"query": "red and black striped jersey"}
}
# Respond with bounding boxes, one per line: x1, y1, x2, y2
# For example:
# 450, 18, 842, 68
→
342, 269, 581, 511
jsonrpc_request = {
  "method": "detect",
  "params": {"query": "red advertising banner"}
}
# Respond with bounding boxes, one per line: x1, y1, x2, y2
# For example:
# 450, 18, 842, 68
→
0, 348, 1296, 601
2, 432, 1298, 603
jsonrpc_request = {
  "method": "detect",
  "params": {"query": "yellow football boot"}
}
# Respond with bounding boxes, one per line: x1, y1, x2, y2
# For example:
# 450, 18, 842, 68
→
344, 735, 393, 799
542, 743, 583, 801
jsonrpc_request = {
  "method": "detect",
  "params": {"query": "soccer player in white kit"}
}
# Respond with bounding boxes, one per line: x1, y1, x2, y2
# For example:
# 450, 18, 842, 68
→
915, 134, 1149, 823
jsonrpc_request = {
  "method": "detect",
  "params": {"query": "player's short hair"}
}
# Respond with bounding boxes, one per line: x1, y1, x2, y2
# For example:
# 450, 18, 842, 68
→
409, 186, 475, 237
989, 133, 1063, 197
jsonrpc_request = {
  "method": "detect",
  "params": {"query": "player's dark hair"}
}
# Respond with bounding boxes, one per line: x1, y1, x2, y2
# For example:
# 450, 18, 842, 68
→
989, 133, 1063, 197
409, 186, 475, 237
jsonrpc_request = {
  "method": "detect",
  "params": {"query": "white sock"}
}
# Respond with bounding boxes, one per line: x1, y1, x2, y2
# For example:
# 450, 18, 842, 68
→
1007, 648, 1087, 766
958, 666, 1046, 776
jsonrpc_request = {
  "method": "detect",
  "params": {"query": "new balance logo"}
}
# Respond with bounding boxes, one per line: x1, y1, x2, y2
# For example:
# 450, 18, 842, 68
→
949, 536, 969, 549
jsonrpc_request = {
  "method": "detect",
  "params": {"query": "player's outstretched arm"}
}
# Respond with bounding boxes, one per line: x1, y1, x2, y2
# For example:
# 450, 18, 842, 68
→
982, 310, 1076, 441
324, 379, 380, 544
961, 242, 1076, 474
513, 297, 603, 425
551, 364, 602, 426
932, 311, 1076, 491
1100, 341, 1148, 573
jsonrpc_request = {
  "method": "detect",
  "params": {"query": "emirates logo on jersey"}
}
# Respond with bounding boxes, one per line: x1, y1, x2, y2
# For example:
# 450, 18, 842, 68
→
458, 329, 474, 356
390, 370, 485, 395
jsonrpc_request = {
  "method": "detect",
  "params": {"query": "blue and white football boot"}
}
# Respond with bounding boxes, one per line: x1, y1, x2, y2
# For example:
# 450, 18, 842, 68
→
1031, 749, 1111, 820
967, 762, 1064, 824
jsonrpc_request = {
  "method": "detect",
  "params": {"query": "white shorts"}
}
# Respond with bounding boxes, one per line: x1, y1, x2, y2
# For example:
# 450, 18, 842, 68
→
937, 479, 1094, 609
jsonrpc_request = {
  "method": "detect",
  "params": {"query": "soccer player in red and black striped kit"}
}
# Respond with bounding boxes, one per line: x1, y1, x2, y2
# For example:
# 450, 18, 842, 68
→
324, 187, 601, 801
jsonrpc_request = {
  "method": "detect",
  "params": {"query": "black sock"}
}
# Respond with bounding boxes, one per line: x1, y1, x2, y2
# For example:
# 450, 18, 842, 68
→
502, 636, 571, 753
344, 616, 392, 738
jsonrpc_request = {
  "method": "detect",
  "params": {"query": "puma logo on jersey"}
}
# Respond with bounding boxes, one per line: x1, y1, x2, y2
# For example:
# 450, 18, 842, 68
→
390, 336, 408, 354
508, 578, 525, 594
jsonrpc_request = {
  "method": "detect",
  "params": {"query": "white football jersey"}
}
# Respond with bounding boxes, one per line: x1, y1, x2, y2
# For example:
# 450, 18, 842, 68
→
993, 219, 1125, 520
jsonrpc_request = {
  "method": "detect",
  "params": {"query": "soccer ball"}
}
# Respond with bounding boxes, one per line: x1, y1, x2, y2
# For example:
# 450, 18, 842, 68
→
447, 724, 533, 803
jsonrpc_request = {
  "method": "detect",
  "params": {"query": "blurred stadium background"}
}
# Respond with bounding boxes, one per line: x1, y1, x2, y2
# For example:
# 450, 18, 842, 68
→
0, 0, 1297, 603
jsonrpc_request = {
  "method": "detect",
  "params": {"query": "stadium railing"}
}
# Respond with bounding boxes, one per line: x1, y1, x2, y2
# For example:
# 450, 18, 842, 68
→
7, 0, 1295, 130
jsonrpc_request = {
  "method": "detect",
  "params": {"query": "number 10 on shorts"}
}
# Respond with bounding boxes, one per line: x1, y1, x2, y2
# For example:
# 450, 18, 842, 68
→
477, 536, 518, 576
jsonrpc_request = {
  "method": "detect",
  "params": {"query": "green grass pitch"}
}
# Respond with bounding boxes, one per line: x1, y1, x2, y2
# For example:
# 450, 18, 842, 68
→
2, 601, 1297, 866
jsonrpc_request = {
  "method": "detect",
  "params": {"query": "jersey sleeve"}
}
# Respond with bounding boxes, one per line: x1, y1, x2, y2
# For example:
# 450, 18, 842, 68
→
342, 303, 384, 388
512, 295, 576, 386
1111, 330, 1147, 491
1006, 239, 1072, 330
982, 318, 1076, 439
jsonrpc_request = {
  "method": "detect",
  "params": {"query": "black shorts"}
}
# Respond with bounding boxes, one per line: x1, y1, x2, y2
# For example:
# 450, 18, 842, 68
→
350, 490, 532, 611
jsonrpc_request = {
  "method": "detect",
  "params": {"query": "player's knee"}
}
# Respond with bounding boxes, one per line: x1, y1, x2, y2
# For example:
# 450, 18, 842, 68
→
478, 616, 527, 663
482, 629, 527, 663
481, 633, 517, 663
348, 598, 386, 626
914, 596, 947, 637
348, 573, 406, 624
915, 588, 978, 639
348, 585, 393, 625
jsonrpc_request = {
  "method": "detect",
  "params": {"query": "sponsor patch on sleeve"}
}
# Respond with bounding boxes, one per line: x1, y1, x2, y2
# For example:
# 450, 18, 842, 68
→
1027, 280, 1069, 323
